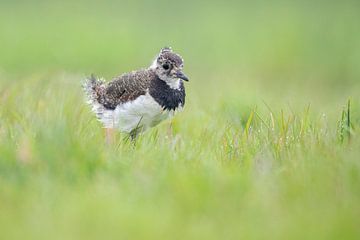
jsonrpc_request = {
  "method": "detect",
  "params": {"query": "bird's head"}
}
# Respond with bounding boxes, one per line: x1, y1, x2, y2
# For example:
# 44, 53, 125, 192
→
150, 47, 189, 88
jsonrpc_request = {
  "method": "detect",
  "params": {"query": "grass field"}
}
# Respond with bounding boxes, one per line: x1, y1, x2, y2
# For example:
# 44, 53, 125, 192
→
1, 1, 360, 239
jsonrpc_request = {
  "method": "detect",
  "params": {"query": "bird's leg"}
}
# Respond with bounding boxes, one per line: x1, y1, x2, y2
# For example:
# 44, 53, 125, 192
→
105, 128, 115, 145
127, 127, 141, 147
128, 116, 143, 145
167, 120, 174, 140
129, 129, 138, 143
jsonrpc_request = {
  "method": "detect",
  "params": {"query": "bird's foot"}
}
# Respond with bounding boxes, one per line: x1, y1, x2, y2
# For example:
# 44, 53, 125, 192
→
105, 128, 115, 145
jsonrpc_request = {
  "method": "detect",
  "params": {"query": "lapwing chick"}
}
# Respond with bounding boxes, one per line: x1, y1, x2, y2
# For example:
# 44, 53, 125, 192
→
83, 47, 189, 141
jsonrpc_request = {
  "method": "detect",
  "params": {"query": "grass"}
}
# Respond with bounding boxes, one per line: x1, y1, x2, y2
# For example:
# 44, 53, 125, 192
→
1, 72, 359, 240
1, 0, 360, 239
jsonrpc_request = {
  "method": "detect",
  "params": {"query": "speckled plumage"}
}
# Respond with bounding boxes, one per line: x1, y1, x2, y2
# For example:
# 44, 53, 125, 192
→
101, 69, 155, 109
83, 47, 188, 137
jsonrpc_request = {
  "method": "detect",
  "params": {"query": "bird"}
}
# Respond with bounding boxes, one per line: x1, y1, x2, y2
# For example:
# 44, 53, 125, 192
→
83, 47, 189, 141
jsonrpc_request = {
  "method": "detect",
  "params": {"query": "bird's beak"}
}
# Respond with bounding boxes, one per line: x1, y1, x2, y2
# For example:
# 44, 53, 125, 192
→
176, 71, 189, 81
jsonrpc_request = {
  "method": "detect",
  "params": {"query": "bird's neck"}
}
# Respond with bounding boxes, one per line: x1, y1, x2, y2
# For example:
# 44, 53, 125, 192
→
149, 59, 158, 70
161, 77, 181, 90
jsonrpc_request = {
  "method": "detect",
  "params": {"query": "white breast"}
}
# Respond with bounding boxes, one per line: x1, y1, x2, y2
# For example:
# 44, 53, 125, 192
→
102, 92, 177, 133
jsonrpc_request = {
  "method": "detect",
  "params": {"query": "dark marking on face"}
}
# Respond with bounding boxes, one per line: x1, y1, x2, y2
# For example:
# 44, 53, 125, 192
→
157, 52, 184, 68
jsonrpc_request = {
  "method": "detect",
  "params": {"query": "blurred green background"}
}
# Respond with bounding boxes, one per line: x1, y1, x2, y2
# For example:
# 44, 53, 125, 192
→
1, 0, 360, 239
1, 0, 360, 107
1, 1, 359, 76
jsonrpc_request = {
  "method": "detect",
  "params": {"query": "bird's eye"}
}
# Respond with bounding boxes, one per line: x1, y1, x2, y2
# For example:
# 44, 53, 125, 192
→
162, 64, 170, 70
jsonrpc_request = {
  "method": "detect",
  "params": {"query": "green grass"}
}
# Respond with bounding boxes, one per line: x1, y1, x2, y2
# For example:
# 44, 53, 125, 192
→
1, 1, 360, 239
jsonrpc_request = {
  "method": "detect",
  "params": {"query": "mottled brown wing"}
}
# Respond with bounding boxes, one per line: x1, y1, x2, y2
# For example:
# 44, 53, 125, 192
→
101, 69, 154, 110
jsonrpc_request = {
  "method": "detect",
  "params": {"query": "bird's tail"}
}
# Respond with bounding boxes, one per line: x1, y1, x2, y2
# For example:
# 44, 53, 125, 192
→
82, 74, 105, 104
83, 75, 120, 129
83, 75, 116, 128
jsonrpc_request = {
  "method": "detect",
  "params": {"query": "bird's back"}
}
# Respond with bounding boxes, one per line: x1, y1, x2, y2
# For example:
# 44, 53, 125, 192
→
100, 69, 156, 109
